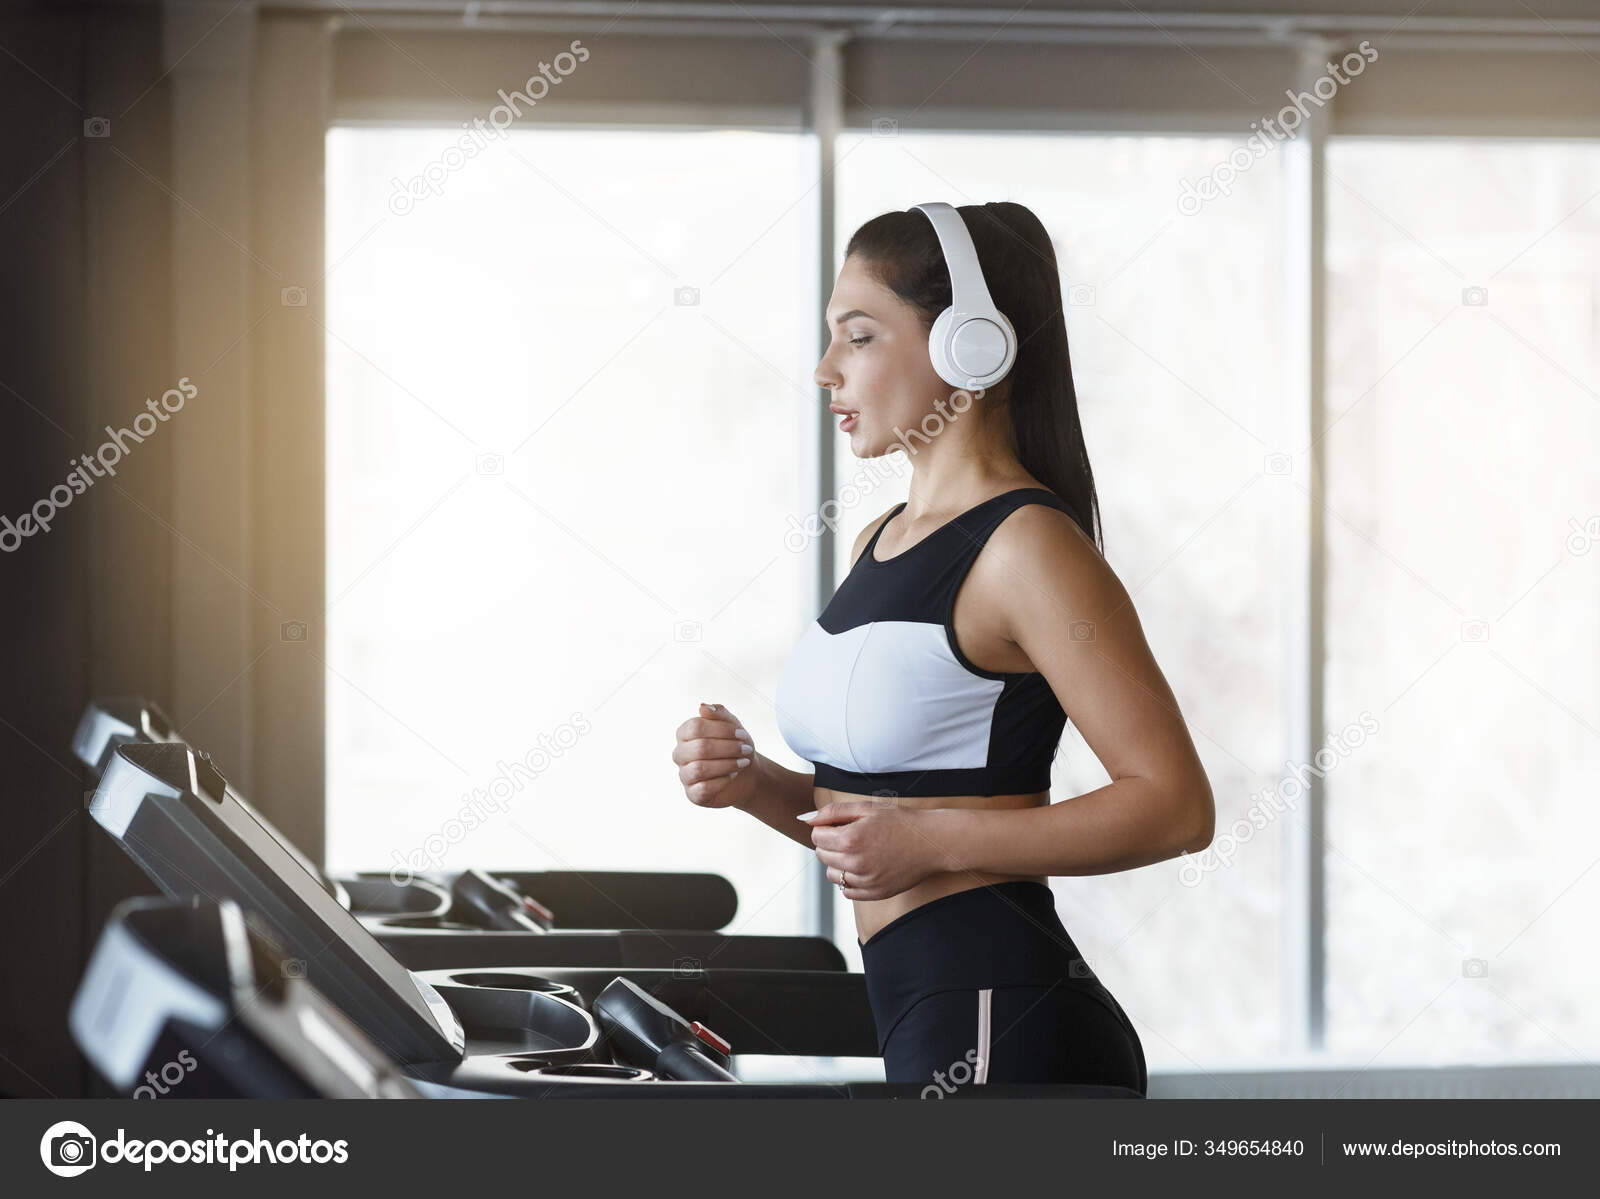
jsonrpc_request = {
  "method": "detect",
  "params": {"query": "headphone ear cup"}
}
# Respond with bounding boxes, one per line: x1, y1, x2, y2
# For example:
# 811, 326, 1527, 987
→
927, 307, 1016, 390
926, 306, 963, 389
981, 309, 1018, 386
950, 313, 1014, 387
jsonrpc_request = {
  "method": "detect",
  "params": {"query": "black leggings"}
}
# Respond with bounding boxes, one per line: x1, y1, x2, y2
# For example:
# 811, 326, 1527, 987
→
859, 881, 1146, 1095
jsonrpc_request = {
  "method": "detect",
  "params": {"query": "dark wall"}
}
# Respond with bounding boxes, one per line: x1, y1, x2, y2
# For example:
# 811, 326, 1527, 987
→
0, 3, 170, 1099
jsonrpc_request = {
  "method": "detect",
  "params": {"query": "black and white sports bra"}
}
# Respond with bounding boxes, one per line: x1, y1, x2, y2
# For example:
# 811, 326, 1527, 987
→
775, 487, 1075, 799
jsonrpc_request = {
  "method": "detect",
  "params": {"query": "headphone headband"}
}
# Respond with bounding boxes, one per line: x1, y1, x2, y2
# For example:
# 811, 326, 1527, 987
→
910, 201, 1017, 390
912, 202, 1000, 316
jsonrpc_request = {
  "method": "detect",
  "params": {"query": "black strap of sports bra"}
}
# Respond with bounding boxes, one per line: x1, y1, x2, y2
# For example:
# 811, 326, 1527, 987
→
860, 503, 908, 562
867, 489, 1072, 564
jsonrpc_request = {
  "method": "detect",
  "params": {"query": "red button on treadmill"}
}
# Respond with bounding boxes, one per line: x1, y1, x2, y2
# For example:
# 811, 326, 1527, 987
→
690, 1021, 731, 1056
520, 896, 555, 924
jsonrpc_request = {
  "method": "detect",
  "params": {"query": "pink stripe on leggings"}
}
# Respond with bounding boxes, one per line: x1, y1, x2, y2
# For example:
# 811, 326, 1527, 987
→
975, 989, 992, 1084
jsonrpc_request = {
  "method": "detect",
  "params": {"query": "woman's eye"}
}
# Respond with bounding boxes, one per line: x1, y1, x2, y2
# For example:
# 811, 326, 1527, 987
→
849, 335, 873, 347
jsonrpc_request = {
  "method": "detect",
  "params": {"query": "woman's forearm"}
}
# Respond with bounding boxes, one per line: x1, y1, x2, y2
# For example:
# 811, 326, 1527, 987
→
735, 754, 819, 848
923, 777, 1214, 878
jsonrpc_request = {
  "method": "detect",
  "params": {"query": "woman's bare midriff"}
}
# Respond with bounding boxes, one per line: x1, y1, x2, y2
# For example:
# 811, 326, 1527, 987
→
822, 785, 1050, 945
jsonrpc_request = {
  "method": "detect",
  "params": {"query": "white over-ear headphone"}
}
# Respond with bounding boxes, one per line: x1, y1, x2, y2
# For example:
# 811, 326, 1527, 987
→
911, 201, 1017, 391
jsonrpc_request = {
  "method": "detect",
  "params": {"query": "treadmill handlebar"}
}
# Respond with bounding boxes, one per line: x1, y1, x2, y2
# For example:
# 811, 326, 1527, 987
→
450, 868, 551, 932
593, 977, 737, 1083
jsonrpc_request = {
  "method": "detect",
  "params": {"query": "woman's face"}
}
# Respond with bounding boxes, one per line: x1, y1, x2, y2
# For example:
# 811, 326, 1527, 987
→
813, 254, 947, 458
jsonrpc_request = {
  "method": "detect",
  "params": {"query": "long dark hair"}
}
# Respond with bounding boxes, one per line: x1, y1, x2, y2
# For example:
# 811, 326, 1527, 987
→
844, 201, 1103, 553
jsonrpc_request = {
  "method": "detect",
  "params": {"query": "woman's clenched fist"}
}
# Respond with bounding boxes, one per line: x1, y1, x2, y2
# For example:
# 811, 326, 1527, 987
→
673, 702, 759, 809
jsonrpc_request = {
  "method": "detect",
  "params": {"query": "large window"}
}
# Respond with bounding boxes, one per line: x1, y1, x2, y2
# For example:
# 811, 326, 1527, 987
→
1324, 139, 1600, 1060
325, 126, 821, 938
324, 118, 1600, 1075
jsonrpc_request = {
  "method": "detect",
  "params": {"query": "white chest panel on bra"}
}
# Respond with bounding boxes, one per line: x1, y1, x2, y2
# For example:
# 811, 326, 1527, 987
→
772, 487, 1075, 798
775, 619, 1005, 774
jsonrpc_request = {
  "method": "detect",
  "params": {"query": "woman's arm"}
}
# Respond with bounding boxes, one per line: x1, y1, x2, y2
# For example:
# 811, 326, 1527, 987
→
937, 502, 1214, 875
735, 754, 819, 848
922, 775, 1211, 878
807, 775, 1210, 901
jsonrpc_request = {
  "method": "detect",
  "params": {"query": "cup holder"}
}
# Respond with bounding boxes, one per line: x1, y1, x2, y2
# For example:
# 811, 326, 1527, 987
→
337, 875, 452, 916
516, 1063, 655, 1082
448, 972, 577, 998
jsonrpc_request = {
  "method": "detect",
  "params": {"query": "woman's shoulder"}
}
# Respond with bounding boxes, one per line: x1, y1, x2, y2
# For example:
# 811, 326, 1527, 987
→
974, 494, 1113, 604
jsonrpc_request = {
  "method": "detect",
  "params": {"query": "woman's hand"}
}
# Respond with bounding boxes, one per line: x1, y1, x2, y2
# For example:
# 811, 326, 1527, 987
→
802, 800, 945, 901
673, 702, 760, 809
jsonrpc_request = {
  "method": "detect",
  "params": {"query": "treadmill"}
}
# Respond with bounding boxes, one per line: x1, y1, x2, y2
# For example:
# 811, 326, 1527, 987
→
72, 698, 844, 971
72, 895, 1140, 1098
85, 740, 881, 1094
72, 896, 427, 1099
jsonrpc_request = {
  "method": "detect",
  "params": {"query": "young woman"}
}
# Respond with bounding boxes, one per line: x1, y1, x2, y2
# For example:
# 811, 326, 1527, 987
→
671, 201, 1214, 1094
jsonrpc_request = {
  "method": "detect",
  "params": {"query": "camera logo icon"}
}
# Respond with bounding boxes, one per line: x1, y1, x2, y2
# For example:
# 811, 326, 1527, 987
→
672, 956, 703, 978
1565, 516, 1600, 556
673, 286, 700, 307
280, 620, 307, 642
1461, 286, 1488, 307
283, 958, 308, 979
41, 1120, 96, 1177
83, 117, 110, 138
280, 285, 307, 307
476, 453, 504, 475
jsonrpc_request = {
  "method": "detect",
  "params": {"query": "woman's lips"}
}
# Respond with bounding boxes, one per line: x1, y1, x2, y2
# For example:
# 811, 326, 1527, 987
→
838, 412, 857, 432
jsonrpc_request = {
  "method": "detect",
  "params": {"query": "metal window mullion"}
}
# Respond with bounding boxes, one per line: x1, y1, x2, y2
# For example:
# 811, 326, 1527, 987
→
809, 31, 846, 940
1281, 42, 1331, 1055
